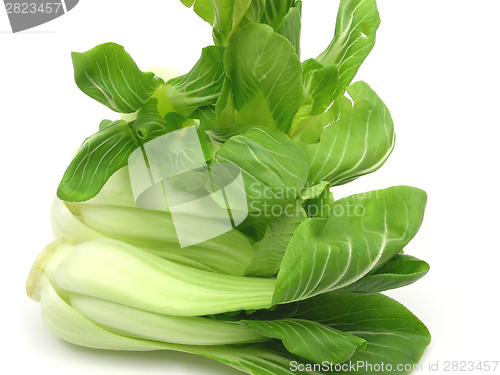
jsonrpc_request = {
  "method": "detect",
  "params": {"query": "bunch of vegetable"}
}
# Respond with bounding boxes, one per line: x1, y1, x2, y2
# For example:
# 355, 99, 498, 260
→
26, 0, 431, 374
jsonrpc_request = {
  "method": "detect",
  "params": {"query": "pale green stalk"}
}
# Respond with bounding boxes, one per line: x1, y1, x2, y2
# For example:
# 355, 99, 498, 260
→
51, 197, 256, 276
33, 273, 314, 374
28, 236, 276, 317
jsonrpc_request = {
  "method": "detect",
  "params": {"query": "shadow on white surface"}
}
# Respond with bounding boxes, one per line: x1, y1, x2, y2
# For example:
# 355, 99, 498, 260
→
55, 337, 242, 375
0, 30, 56, 34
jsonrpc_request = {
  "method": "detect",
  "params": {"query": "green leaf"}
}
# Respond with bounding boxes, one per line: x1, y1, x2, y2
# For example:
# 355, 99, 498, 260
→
180, 0, 215, 25
216, 127, 308, 215
302, 189, 336, 220
213, 342, 325, 375
187, 0, 274, 46
300, 181, 336, 219
276, 1, 302, 57
190, 105, 217, 131
307, 81, 395, 186
291, 94, 314, 129
288, 60, 340, 142
261, 0, 294, 29
245, 206, 306, 277
225, 23, 304, 133
132, 99, 168, 143
245, 319, 366, 365
300, 181, 330, 201
194, 0, 215, 24
214, 77, 236, 128
239, 0, 266, 29
164, 46, 226, 117
211, 0, 253, 46
295, 292, 431, 375
164, 112, 187, 133
337, 254, 430, 294
294, 101, 339, 144
236, 214, 276, 243
186, 0, 298, 50
273, 186, 427, 304
230, 303, 299, 322
207, 123, 255, 146
197, 124, 215, 161
98, 119, 114, 131
57, 120, 139, 202
302, 59, 339, 116
71, 43, 162, 113
317, 0, 380, 99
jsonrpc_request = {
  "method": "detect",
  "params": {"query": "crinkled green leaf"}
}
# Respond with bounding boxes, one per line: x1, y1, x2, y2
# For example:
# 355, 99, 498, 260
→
236, 214, 276, 243
302, 59, 339, 116
164, 112, 186, 133
164, 46, 226, 117
295, 292, 432, 375
190, 105, 217, 131
337, 254, 430, 294
317, 0, 380, 99
273, 186, 427, 304
57, 120, 139, 202
260, 0, 294, 29
245, 319, 366, 365
276, 1, 302, 57
291, 94, 314, 129
289, 59, 339, 142
71, 43, 162, 113
216, 127, 308, 215
207, 123, 255, 146
225, 23, 304, 133
300, 181, 335, 219
185, 0, 298, 51
295, 102, 339, 144
307, 81, 395, 186
239, 0, 266, 29
245, 206, 306, 277
302, 187, 336, 219
211, 0, 253, 46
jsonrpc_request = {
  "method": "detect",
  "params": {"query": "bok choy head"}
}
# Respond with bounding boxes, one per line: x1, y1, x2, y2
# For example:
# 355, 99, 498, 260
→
27, 1, 432, 374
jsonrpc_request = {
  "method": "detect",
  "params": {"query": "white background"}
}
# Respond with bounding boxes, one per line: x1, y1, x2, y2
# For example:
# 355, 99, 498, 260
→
2, 1, 499, 374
